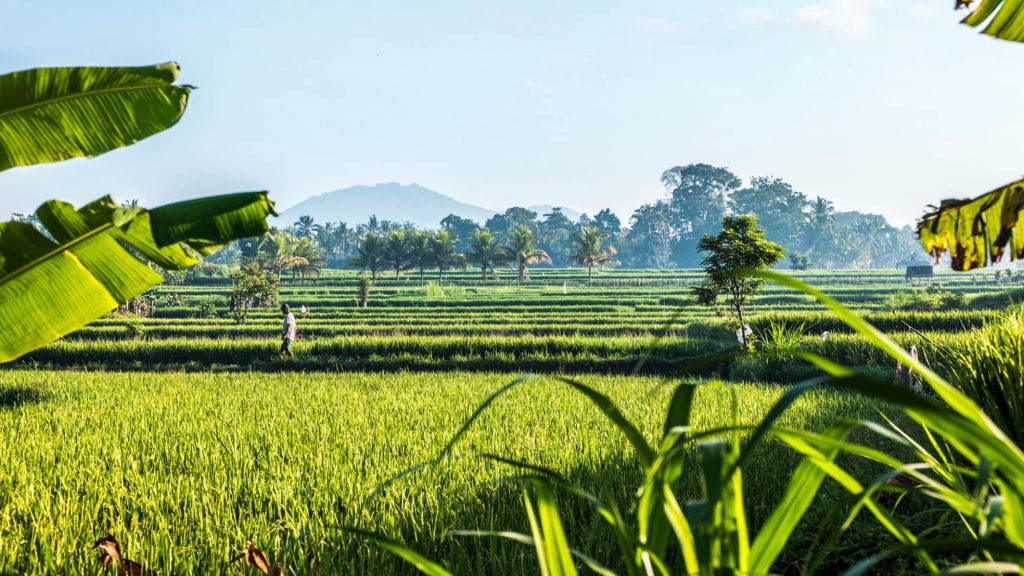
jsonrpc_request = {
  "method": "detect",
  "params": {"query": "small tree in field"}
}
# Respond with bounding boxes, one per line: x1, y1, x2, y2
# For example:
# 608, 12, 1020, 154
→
230, 263, 280, 325
693, 215, 784, 349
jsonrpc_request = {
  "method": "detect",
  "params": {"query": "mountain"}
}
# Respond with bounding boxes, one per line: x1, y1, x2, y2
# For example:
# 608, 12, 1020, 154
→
276, 183, 498, 228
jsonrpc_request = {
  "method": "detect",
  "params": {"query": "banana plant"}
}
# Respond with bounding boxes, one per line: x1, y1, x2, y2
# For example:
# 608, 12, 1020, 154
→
917, 178, 1024, 271
961, 0, 1024, 43
0, 62, 276, 362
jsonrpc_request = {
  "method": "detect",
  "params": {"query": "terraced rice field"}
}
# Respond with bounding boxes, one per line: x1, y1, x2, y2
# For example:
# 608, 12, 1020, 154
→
1, 268, 1016, 574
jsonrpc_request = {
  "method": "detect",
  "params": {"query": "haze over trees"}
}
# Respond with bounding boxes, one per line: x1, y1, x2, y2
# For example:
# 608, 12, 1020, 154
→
195, 163, 925, 278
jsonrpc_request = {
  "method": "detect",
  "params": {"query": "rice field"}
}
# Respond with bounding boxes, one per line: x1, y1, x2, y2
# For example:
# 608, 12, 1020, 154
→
0, 370, 910, 575
0, 267, 1016, 574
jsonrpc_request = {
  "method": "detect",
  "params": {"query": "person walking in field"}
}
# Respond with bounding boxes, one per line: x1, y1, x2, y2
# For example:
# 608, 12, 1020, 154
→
280, 304, 297, 357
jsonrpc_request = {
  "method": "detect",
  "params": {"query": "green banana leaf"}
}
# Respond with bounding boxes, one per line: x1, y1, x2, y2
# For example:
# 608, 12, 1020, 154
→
0, 192, 276, 363
962, 0, 1024, 43
0, 62, 190, 172
916, 178, 1024, 270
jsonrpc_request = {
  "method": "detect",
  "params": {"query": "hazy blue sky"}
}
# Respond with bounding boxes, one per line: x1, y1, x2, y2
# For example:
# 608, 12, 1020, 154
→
3, 0, 1023, 226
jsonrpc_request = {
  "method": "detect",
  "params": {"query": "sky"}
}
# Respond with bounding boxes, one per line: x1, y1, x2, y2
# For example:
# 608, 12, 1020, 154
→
2, 0, 1023, 227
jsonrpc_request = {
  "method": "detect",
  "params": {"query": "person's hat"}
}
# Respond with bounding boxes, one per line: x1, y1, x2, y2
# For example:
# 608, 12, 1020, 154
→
281, 304, 290, 311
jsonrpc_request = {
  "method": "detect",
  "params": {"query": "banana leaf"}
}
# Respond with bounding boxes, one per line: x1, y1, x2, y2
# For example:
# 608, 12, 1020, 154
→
0, 62, 190, 172
917, 178, 1024, 270
0, 192, 276, 363
962, 0, 1024, 43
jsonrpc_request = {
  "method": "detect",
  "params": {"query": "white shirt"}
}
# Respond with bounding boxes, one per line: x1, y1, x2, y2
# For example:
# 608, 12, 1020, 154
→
283, 313, 297, 340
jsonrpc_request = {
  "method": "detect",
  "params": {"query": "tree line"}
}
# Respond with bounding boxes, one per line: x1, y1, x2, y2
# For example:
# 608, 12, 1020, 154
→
183, 163, 928, 278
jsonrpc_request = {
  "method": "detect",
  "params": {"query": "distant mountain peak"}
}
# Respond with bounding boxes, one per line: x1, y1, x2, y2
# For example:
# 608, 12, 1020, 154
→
277, 183, 498, 228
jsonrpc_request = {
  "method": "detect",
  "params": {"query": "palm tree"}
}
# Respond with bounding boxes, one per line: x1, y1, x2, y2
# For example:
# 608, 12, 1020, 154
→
407, 230, 433, 285
259, 231, 309, 277
805, 196, 836, 267
383, 230, 413, 280
467, 229, 506, 283
505, 225, 551, 283
431, 230, 463, 281
292, 236, 326, 279
350, 232, 386, 280
293, 215, 319, 239
571, 226, 619, 282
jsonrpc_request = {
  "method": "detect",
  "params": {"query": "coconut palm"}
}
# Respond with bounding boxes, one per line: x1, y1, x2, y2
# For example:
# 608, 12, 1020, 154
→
505, 225, 551, 283
350, 232, 386, 280
257, 231, 309, 277
293, 215, 319, 239
432, 230, 463, 281
407, 230, 433, 285
383, 230, 413, 280
292, 236, 326, 279
571, 226, 619, 282
805, 196, 836, 267
467, 229, 506, 283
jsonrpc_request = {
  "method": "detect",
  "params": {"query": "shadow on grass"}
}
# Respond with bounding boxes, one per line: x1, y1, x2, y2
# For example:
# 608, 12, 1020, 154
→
0, 386, 46, 410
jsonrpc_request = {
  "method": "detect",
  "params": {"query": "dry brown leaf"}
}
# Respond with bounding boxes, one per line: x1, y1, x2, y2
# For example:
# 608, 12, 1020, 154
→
91, 535, 154, 576
227, 540, 282, 576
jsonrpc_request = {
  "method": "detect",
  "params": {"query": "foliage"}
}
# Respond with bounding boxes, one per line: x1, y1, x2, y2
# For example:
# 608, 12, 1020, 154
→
195, 299, 218, 320
230, 263, 279, 324
505, 225, 551, 283
961, 0, 1024, 42
939, 304, 1024, 445
570, 227, 619, 282
351, 232, 386, 280
693, 215, 785, 348
885, 286, 967, 312
788, 252, 812, 271
467, 229, 507, 282
661, 163, 742, 266
358, 276, 372, 308
0, 191, 274, 363
918, 177, 1024, 271
123, 318, 146, 341
0, 62, 275, 364
0, 63, 189, 172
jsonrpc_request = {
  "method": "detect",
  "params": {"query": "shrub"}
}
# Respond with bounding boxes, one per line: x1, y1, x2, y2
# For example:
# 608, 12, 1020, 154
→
124, 319, 146, 341
195, 300, 218, 320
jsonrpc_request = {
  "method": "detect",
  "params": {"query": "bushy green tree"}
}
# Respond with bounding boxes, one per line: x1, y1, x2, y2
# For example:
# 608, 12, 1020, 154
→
229, 263, 279, 325
662, 163, 742, 266
693, 215, 784, 348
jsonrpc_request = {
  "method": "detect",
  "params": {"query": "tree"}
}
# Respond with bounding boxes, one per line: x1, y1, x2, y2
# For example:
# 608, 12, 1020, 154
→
728, 176, 808, 250
505, 225, 551, 283
467, 229, 506, 282
383, 230, 413, 280
431, 230, 463, 281
662, 164, 741, 267
230, 263, 280, 325
804, 196, 837, 268
626, 202, 672, 269
539, 208, 576, 266
485, 207, 538, 238
350, 232, 386, 280
440, 214, 480, 252
593, 209, 622, 235
571, 226, 619, 282
692, 215, 785, 349
407, 230, 433, 285
293, 215, 319, 239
